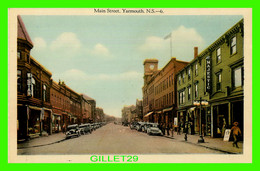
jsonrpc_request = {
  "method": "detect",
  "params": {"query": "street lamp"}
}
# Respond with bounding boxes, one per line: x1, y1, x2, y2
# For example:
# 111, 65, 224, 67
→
193, 97, 208, 143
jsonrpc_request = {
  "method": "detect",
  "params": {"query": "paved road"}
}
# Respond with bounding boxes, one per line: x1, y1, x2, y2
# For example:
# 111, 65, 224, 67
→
18, 123, 224, 155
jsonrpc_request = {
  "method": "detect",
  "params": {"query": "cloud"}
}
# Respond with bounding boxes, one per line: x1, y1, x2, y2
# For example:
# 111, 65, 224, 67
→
33, 37, 47, 50
138, 25, 206, 62
88, 43, 114, 59
60, 69, 142, 81
50, 32, 82, 55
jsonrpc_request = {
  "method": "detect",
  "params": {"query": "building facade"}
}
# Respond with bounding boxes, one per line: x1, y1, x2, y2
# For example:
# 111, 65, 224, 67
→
17, 16, 101, 140
121, 105, 136, 123
142, 58, 188, 126
176, 19, 244, 138
17, 15, 52, 139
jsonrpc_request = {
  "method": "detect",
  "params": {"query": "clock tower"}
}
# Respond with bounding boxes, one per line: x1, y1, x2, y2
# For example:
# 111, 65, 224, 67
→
143, 59, 158, 85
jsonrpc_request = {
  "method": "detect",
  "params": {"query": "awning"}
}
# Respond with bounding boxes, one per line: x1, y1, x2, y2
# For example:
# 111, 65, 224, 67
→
188, 107, 196, 112
28, 105, 42, 111
163, 107, 173, 112
144, 111, 153, 117
156, 111, 163, 114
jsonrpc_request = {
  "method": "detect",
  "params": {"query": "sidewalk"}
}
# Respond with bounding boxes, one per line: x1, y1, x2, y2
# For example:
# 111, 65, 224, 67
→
18, 132, 66, 149
163, 133, 243, 154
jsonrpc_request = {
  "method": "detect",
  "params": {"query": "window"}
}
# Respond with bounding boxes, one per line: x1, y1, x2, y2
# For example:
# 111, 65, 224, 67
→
43, 84, 47, 102
31, 77, 36, 97
216, 47, 221, 63
233, 66, 244, 88
231, 36, 237, 55
195, 63, 198, 76
178, 76, 181, 85
188, 86, 191, 100
195, 83, 198, 98
27, 73, 32, 96
188, 68, 191, 80
216, 72, 222, 91
17, 52, 21, 59
179, 90, 185, 104
17, 70, 22, 91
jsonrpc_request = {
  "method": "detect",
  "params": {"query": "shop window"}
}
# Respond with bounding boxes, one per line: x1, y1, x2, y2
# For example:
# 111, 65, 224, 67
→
216, 47, 221, 63
232, 66, 244, 88
216, 72, 222, 91
230, 36, 237, 55
17, 70, 22, 92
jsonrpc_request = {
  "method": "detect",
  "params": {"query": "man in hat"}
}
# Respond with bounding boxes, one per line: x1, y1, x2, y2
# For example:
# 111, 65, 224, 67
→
231, 122, 242, 148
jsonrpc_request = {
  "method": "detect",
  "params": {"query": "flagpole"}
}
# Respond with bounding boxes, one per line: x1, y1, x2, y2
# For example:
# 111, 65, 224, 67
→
170, 35, 172, 58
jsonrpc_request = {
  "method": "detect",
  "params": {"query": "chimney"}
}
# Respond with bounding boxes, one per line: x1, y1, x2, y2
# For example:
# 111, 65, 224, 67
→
194, 47, 198, 59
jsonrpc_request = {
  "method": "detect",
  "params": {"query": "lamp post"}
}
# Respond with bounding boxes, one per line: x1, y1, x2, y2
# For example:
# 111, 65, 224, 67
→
193, 97, 208, 143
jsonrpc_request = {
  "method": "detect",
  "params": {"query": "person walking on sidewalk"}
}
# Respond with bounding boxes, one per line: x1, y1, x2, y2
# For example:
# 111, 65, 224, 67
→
231, 122, 242, 148
166, 123, 170, 136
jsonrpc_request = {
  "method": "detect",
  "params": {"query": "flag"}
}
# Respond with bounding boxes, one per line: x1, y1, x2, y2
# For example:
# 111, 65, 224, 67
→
164, 33, 171, 40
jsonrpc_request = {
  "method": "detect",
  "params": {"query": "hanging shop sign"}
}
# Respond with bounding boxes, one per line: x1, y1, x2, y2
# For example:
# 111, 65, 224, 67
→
206, 56, 211, 92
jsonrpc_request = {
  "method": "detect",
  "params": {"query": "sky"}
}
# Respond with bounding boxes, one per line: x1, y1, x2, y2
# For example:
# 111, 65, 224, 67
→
21, 14, 243, 118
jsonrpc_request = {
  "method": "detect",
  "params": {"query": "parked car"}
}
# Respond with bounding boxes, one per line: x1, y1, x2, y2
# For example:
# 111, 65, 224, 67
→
65, 124, 81, 139
79, 124, 92, 134
143, 122, 153, 133
136, 122, 145, 131
146, 123, 162, 136
130, 122, 138, 130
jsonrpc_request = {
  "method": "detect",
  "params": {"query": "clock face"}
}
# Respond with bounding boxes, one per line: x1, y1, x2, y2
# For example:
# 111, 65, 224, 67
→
150, 64, 155, 70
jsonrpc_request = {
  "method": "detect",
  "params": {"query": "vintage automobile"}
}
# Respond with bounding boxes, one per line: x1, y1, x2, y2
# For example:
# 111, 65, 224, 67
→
146, 123, 163, 136
136, 122, 145, 132
79, 124, 92, 134
65, 124, 81, 139
130, 122, 138, 130
143, 122, 153, 133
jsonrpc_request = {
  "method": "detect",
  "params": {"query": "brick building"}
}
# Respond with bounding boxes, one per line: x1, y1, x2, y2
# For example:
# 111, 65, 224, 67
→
17, 15, 52, 139
142, 58, 188, 126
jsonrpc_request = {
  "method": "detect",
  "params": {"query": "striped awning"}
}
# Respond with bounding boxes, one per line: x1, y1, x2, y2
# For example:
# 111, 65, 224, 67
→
163, 107, 173, 112
144, 111, 153, 117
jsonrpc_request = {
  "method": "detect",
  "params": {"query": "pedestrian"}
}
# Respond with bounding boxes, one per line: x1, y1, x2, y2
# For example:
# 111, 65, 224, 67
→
231, 122, 242, 148
162, 122, 166, 135
177, 122, 181, 135
171, 123, 174, 137
166, 123, 170, 136
62, 124, 66, 133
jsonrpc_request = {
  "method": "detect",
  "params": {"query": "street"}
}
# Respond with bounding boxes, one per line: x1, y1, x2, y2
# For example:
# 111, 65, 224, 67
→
18, 123, 226, 155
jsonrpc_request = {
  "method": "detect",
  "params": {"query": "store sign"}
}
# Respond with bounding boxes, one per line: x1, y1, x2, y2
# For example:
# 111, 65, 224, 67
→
206, 56, 211, 92
223, 129, 231, 141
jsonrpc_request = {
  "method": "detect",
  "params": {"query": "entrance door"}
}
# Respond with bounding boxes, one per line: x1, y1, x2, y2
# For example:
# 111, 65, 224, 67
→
232, 101, 244, 139
213, 103, 229, 138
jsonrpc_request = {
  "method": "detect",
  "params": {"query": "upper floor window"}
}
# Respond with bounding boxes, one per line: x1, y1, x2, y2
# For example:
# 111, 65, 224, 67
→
188, 86, 191, 100
17, 70, 22, 92
195, 83, 198, 98
233, 66, 244, 88
231, 36, 237, 55
182, 73, 185, 83
43, 84, 47, 102
179, 90, 185, 105
216, 47, 221, 63
31, 77, 36, 97
195, 63, 198, 76
17, 52, 21, 59
188, 68, 191, 80
178, 76, 181, 85
216, 72, 222, 91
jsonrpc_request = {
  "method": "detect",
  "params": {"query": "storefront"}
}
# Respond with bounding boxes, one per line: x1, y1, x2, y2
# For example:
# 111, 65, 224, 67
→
52, 113, 61, 133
